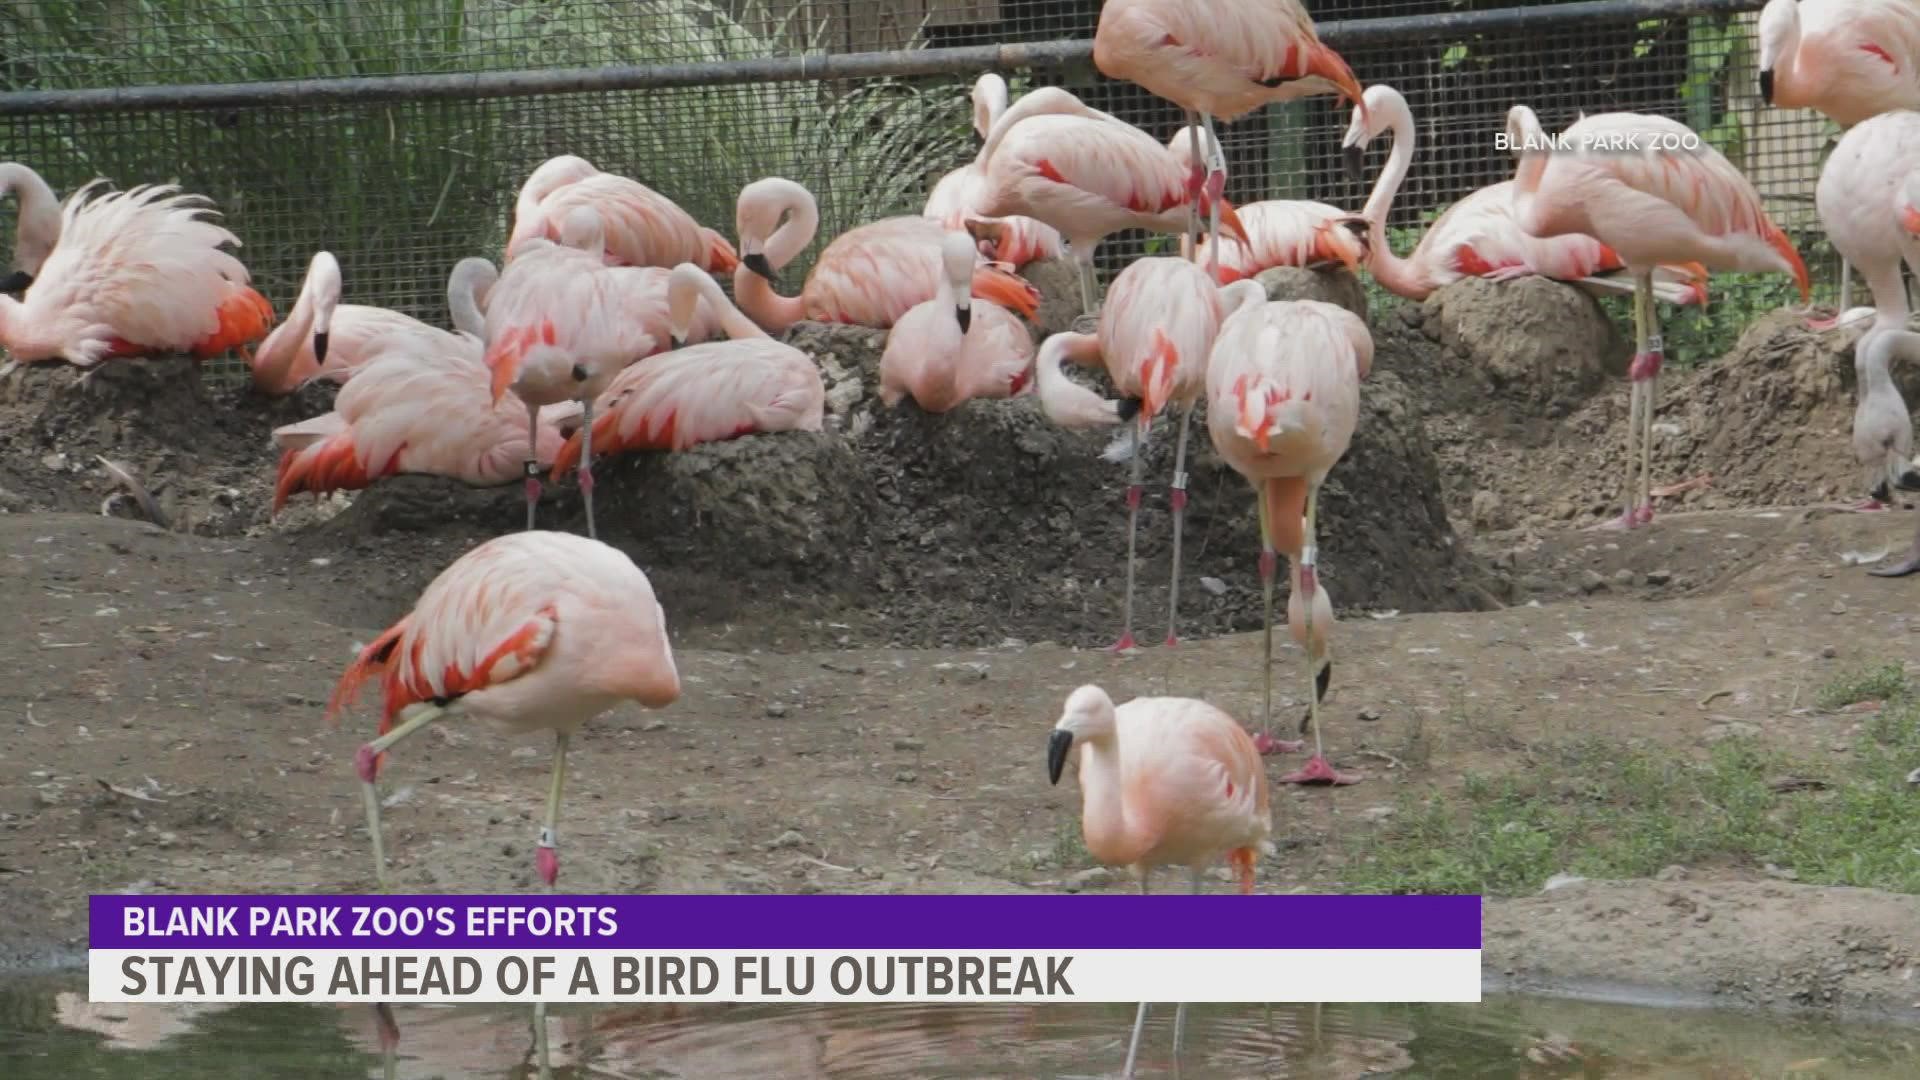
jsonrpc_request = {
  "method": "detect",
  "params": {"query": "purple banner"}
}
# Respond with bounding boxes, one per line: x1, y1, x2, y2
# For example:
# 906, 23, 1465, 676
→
89, 894, 1481, 951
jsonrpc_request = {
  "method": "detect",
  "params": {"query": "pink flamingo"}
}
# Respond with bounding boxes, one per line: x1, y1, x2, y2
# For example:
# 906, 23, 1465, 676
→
732, 177, 1040, 332
327, 528, 681, 1080
506, 154, 738, 274
1340, 85, 1710, 306
1847, 326, 1920, 512
1168, 126, 1369, 281
271, 345, 568, 512
249, 252, 497, 395
0, 181, 272, 370
1034, 257, 1267, 651
879, 231, 1038, 412
973, 86, 1250, 311
1046, 683, 1272, 1076
1209, 298, 1371, 783
550, 264, 825, 476
1094, 0, 1364, 282
1507, 105, 1811, 530
1811, 110, 1920, 344
0, 162, 63, 293
1758, 0, 1920, 321
924, 74, 1068, 269
486, 208, 728, 535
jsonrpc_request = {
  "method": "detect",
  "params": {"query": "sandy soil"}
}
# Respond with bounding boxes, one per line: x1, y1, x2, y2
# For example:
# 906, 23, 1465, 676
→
2, 266, 1918, 1025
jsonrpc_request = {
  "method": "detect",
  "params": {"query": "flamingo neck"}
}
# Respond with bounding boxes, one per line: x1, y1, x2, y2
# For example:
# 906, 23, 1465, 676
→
447, 265, 492, 338
703, 275, 768, 341
734, 193, 818, 332
0, 163, 62, 271
1069, 736, 1142, 866
252, 291, 318, 392
1360, 101, 1436, 299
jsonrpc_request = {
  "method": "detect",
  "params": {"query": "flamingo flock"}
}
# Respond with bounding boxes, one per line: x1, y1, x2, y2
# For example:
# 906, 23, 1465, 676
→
4, 1, 1919, 1076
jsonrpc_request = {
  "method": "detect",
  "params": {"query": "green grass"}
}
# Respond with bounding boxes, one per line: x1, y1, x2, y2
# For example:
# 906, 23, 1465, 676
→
1334, 664, 1920, 897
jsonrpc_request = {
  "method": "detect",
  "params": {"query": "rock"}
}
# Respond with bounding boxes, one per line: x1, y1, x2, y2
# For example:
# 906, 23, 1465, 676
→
765, 702, 788, 718
1420, 276, 1627, 408
1646, 568, 1673, 586
1358, 707, 1382, 722
893, 737, 925, 752
1541, 873, 1588, 893
1612, 568, 1635, 587
767, 830, 807, 851
1820, 644, 1838, 659
1470, 489, 1509, 533
1359, 805, 1395, 823
1062, 866, 1112, 893
893, 769, 918, 784
1655, 864, 1688, 881
1579, 569, 1608, 594
1199, 576, 1228, 596
1703, 721, 1762, 743
1018, 257, 1087, 340
1255, 266, 1368, 320
640, 718, 667, 732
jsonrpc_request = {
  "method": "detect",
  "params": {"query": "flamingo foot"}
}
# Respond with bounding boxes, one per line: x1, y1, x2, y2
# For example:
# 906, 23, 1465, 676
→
1633, 503, 1655, 526
354, 744, 380, 783
1111, 631, 1139, 654
1163, 634, 1179, 647
1277, 755, 1360, 786
1592, 509, 1639, 532
1848, 498, 1890, 512
1627, 351, 1663, 382
1252, 732, 1306, 756
536, 845, 559, 886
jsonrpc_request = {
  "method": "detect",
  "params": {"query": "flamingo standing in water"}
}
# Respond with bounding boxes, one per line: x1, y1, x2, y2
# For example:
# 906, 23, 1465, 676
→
0, 181, 272, 370
924, 74, 1066, 269
1758, 0, 1920, 320
487, 207, 730, 535
249, 253, 497, 394
0, 162, 63, 293
1173, 127, 1370, 281
1034, 257, 1266, 652
1094, 0, 1365, 281
506, 154, 738, 274
732, 177, 1040, 332
328, 529, 681, 1080
1208, 299, 1371, 783
550, 264, 825, 476
1045, 684, 1272, 1077
973, 87, 1249, 311
1507, 106, 1811, 530
1339, 85, 1709, 305
879, 231, 1038, 411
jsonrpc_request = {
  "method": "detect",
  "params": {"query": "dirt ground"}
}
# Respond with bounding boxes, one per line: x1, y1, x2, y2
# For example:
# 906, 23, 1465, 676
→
2, 266, 1918, 1026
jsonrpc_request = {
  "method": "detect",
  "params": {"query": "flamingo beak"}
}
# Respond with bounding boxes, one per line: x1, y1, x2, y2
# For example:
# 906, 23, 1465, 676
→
669, 335, 685, 351
312, 331, 330, 367
0, 269, 31, 294
1342, 144, 1365, 184
956, 304, 972, 334
744, 252, 779, 284
1758, 69, 1775, 106
1047, 729, 1072, 785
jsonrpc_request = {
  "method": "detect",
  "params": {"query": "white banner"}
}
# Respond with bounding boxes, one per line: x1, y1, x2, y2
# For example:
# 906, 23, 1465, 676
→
90, 948, 1481, 1004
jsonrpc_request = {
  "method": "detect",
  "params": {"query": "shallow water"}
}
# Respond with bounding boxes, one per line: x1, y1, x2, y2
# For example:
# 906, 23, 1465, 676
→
3, 979, 1917, 1078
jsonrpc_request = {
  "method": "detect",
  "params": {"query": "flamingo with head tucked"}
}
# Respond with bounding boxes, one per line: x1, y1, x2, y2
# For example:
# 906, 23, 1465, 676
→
0, 181, 272, 371
1507, 105, 1810, 530
973, 86, 1250, 313
925, 74, 1066, 269
1208, 298, 1372, 783
549, 264, 825, 478
731, 177, 1039, 333
1757, 0, 1920, 321
507, 154, 738, 274
1341, 85, 1708, 306
249, 252, 497, 395
1035, 257, 1267, 653
1173, 127, 1369, 282
880, 231, 1037, 412
1094, 0, 1365, 282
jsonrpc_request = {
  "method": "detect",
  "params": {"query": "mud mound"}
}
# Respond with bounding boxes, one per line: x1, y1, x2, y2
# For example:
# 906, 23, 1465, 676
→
0, 360, 327, 535
1254, 266, 1368, 318
1414, 276, 1628, 415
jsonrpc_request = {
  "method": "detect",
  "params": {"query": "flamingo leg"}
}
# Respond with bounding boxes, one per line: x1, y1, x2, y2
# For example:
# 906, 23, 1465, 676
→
531, 730, 570, 1080
1839, 257, 1852, 314
1075, 245, 1099, 321
375, 1003, 400, 1080
1200, 113, 1228, 279
1252, 481, 1288, 755
1279, 485, 1359, 786
1164, 400, 1196, 647
1634, 277, 1662, 526
1120, 873, 1151, 1077
355, 706, 441, 1080
577, 398, 598, 540
1184, 108, 1205, 258
1114, 419, 1146, 652
523, 401, 542, 532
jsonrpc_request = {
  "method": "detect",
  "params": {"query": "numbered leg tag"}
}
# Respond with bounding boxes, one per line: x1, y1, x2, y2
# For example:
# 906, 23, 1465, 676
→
1301, 544, 1318, 569
523, 460, 541, 478
1172, 470, 1190, 491
537, 826, 557, 850
1645, 334, 1664, 356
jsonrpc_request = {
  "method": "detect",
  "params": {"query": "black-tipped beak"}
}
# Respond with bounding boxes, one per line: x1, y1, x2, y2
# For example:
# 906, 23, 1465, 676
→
0, 269, 32, 294
956, 305, 972, 334
312, 331, 330, 366
1339, 218, 1369, 240
1342, 145, 1366, 184
1047, 729, 1072, 785
669, 335, 685, 351
1316, 660, 1332, 703
1115, 396, 1143, 422
744, 252, 779, 284
571, 363, 589, 382
1759, 69, 1774, 106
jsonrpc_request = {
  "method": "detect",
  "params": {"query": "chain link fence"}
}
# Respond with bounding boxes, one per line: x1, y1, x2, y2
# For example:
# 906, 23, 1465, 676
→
0, 0, 1841, 378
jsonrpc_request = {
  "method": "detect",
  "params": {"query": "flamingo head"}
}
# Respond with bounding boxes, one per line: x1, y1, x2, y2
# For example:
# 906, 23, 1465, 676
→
665, 262, 708, 350
1504, 105, 1546, 159
1755, 0, 1801, 105
972, 73, 1009, 140
306, 250, 343, 366
1048, 685, 1118, 784
735, 177, 812, 285
1340, 84, 1403, 182
556, 206, 606, 259
940, 230, 976, 333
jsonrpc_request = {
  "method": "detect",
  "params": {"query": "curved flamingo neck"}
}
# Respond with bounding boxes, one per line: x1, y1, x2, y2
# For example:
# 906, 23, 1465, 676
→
701, 273, 767, 341
0, 163, 63, 270
447, 261, 494, 338
734, 188, 817, 332
1070, 736, 1143, 866
253, 289, 318, 392
1360, 97, 1437, 299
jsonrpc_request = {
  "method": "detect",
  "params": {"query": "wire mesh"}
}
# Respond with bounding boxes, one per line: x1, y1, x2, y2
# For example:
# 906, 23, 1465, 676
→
0, 0, 1843, 383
